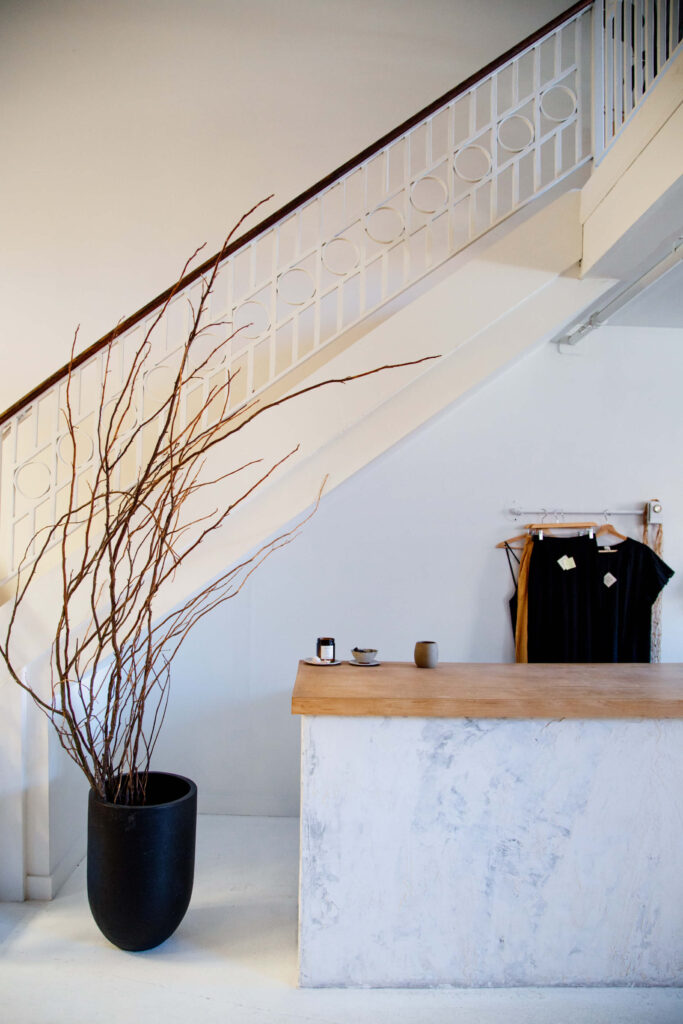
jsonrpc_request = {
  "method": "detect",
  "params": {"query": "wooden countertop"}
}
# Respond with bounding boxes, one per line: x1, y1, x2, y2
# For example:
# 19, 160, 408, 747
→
291, 661, 683, 718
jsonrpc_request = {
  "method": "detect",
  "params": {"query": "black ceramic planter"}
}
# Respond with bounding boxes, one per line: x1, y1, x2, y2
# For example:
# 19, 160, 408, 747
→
87, 772, 197, 951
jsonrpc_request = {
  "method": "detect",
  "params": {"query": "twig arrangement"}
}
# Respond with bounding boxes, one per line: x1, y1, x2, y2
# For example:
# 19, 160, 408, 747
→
0, 203, 438, 805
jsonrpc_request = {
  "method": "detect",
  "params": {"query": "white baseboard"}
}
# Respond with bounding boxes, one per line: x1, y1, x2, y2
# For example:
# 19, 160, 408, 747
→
25, 836, 85, 901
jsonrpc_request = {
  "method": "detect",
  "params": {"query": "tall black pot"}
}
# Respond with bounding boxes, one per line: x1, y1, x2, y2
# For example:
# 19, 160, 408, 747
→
87, 771, 197, 951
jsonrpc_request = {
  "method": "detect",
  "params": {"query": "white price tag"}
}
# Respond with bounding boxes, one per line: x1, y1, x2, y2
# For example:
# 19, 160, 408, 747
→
557, 555, 576, 571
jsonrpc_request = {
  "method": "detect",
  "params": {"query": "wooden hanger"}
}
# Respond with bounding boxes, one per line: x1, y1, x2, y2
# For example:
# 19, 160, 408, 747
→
496, 532, 529, 550
596, 522, 628, 547
497, 521, 598, 549
527, 521, 598, 533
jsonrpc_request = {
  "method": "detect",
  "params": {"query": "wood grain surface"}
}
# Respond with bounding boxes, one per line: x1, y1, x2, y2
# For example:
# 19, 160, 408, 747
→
291, 661, 683, 718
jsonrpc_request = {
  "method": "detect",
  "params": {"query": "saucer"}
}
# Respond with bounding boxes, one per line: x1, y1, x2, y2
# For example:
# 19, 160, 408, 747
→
348, 660, 381, 667
303, 657, 343, 666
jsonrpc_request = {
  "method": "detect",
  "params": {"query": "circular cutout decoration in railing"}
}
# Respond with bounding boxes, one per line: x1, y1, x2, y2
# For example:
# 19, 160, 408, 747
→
497, 114, 535, 153
144, 364, 180, 403
232, 300, 270, 342
277, 267, 316, 306
453, 145, 492, 183
540, 85, 577, 122
102, 399, 138, 438
57, 425, 94, 468
322, 236, 360, 277
184, 330, 229, 373
366, 206, 404, 245
15, 460, 51, 500
410, 175, 449, 215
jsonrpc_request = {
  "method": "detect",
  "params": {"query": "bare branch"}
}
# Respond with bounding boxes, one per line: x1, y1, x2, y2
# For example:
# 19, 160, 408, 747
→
0, 203, 440, 804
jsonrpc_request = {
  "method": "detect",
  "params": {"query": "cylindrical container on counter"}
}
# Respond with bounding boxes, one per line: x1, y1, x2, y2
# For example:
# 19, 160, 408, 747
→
414, 641, 438, 669
317, 637, 336, 662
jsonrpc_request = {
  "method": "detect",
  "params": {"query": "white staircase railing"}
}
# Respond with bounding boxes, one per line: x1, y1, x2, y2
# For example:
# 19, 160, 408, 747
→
593, 0, 683, 159
2, 0, 680, 587
0, 4, 594, 587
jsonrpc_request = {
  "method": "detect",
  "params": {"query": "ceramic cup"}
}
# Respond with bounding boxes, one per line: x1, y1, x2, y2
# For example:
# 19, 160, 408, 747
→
414, 640, 438, 669
352, 647, 378, 665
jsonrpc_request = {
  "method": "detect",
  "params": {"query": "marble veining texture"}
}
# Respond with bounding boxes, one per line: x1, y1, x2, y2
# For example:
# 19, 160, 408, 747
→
298, 716, 683, 987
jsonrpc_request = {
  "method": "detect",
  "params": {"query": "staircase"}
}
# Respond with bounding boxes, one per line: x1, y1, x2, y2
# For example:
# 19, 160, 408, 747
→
1, 0, 681, 901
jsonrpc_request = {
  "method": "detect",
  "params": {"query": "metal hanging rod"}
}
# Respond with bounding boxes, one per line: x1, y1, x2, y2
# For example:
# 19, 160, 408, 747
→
509, 500, 663, 523
510, 508, 642, 517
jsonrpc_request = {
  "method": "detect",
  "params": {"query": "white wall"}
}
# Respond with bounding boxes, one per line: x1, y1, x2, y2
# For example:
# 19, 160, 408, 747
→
0, 0, 570, 413
154, 324, 683, 815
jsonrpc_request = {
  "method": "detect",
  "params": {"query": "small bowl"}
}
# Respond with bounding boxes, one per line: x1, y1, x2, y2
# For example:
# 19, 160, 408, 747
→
352, 647, 378, 665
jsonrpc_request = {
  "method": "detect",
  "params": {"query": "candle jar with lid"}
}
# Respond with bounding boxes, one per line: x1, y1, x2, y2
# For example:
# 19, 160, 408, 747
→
316, 637, 336, 662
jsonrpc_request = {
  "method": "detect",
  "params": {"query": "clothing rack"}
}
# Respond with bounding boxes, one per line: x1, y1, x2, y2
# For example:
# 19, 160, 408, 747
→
509, 501, 663, 524
500, 500, 669, 666
509, 507, 643, 517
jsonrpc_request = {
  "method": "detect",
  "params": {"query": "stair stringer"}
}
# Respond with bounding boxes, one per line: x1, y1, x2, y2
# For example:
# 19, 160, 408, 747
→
581, 46, 683, 279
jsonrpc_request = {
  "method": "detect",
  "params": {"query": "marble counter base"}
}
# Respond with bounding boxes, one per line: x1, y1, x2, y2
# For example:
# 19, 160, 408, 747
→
298, 716, 683, 987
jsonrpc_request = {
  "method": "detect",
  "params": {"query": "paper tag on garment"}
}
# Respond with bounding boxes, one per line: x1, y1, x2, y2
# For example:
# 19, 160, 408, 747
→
603, 572, 617, 588
557, 555, 576, 571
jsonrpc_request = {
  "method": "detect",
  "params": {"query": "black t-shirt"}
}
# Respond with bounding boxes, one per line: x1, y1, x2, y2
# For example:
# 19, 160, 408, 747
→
593, 537, 674, 662
526, 534, 598, 662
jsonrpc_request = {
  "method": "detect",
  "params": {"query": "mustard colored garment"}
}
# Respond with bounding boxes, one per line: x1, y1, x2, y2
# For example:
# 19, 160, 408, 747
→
514, 534, 534, 664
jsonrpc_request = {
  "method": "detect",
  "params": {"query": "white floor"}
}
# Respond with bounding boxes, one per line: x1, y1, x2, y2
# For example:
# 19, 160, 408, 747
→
1, 816, 681, 1024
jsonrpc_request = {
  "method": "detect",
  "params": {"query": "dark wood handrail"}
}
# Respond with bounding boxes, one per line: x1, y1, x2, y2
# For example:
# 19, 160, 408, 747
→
0, 0, 593, 427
